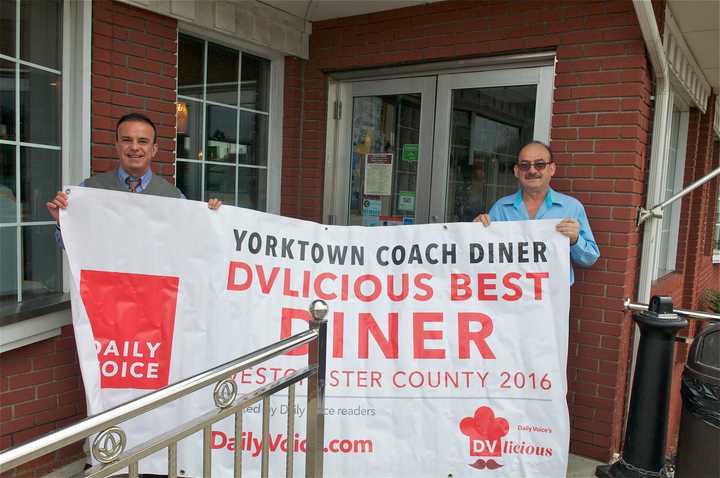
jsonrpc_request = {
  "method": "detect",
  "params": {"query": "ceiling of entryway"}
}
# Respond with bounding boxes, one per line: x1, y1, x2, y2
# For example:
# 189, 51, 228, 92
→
261, 0, 440, 22
666, 0, 718, 90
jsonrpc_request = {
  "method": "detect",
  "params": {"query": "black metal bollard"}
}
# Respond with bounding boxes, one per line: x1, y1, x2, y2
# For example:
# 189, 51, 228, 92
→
596, 296, 688, 478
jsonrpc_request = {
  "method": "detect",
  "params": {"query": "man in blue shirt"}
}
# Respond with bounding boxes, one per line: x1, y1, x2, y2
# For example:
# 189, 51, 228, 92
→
475, 141, 599, 284
47, 113, 222, 247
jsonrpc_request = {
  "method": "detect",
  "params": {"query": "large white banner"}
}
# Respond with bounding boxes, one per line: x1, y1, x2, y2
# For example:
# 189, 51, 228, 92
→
62, 187, 571, 477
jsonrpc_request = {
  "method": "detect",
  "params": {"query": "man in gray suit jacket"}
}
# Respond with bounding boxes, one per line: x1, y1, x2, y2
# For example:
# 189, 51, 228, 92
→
47, 112, 221, 226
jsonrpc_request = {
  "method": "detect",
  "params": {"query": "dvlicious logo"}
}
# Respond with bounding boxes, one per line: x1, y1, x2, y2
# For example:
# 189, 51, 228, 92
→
460, 406, 509, 470
80, 270, 179, 389
459, 406, 555, 471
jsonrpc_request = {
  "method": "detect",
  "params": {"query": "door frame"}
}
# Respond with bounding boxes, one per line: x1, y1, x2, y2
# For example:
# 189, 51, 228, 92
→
322, 53, 556, 225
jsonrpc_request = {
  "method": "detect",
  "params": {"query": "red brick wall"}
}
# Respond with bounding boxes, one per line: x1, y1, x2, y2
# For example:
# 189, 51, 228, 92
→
282, 0, 656, 461
0, 326, 85, 477
91, 0, 178, 179
282, 57, 305, 218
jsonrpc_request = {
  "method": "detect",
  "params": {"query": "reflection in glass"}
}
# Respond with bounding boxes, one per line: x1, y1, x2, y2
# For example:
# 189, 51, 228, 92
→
0, 60, 16, 141
205, 164, 235, 205
0, 226, 17, 304
20, 66, 61, 145
240, 53, 270, 112
20, 0, 62, 70
0, 0, 15, 58
349, 94, 420, 226
176, 161, 202, 201
205, 105, 236, 163
21, 147, 60, 222
178, 34, 204, 99
446, 85, 536, 222
0, 144, 16, 223
238, 167, 266, 211
207, 43, 239, 106
238, 111, 267, 166
22, 224, 61, 299
176, 100, 203, 160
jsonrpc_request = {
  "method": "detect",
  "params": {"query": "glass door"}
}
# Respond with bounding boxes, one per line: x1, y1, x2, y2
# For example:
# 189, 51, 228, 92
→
430, 66, 554, 222
329, 77, 436, 226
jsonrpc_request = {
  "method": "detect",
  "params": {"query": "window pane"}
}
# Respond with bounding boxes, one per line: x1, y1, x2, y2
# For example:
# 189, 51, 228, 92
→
0, 59, 15, 141
206, 104, 236, 163
445, 86, 536, 222
240, 53, 269, 112
238, 111, 267, 166
237, 167, 266, 211
178, 34, 204, 100
21, 224, 61, 299
205, 164, 235, 205
176, 161, 202, 201
0, 144, 16, 223
0, 226, 17, 304
206, 42, 238, 106
656, 109, 682, 278
665, 110, 681, 197
20, 147, 60, 222
0, 0, 15, 57
20, 66, 61, 145
176, 99, 203, 160
20, 0, 62, 70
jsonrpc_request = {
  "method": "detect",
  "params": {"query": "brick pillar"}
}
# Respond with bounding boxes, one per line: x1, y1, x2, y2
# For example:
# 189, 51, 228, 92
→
91, 0, 178, 180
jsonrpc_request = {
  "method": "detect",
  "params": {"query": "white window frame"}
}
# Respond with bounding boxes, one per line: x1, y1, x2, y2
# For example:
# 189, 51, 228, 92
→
654, 91, 689, 279
176, 24, 284, 214
0, 0, 91, 352
713, 188, 720, 264
0, 0, 64, 303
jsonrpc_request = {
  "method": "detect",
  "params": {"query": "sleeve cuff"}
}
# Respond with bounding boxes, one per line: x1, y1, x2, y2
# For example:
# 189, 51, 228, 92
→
570, 234, 586, 252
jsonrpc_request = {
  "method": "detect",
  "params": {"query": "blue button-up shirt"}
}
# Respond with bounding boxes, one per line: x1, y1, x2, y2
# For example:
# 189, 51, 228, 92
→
488, 188, 600, 284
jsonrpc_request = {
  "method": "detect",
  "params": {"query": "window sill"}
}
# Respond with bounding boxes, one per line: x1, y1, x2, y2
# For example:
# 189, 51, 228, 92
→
0, 294, 72, 353
0, 293, 70, 327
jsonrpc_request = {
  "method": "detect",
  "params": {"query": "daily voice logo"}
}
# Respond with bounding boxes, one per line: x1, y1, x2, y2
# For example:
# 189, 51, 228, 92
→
459, 406, 509, 470
80, 270, 179, 389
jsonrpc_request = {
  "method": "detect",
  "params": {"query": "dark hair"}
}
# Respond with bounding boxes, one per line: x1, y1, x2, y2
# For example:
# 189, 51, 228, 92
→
116, 113, 157, 143
519, 140, 553, 162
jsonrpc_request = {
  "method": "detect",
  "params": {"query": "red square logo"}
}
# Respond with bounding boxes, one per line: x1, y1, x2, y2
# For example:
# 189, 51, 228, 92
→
80, 270, 179, 389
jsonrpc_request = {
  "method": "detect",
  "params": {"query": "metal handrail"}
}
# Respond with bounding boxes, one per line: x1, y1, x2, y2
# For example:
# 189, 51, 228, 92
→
0, 300, 330, 478
624, 298, 720, 323
82, 368, 316, 478
637, 165, 720, 226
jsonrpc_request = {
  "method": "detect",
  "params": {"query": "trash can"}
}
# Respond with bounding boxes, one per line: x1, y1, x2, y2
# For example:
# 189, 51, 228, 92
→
675, 324, 720, 478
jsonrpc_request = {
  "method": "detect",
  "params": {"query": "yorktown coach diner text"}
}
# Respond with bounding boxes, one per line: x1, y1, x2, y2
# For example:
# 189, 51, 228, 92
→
233, 229, 550, 266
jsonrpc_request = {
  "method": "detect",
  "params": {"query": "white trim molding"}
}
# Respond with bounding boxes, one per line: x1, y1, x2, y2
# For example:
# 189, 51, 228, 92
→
0, 309, 72, 353
119, 0, 311, 59
664, 9, 712, 113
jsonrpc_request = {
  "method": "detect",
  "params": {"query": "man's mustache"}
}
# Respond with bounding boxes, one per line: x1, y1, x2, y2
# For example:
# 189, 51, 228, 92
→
524, 174, 542, 179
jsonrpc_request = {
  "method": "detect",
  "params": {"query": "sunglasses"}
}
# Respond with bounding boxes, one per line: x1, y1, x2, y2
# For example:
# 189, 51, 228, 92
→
516, 160, 553, 171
